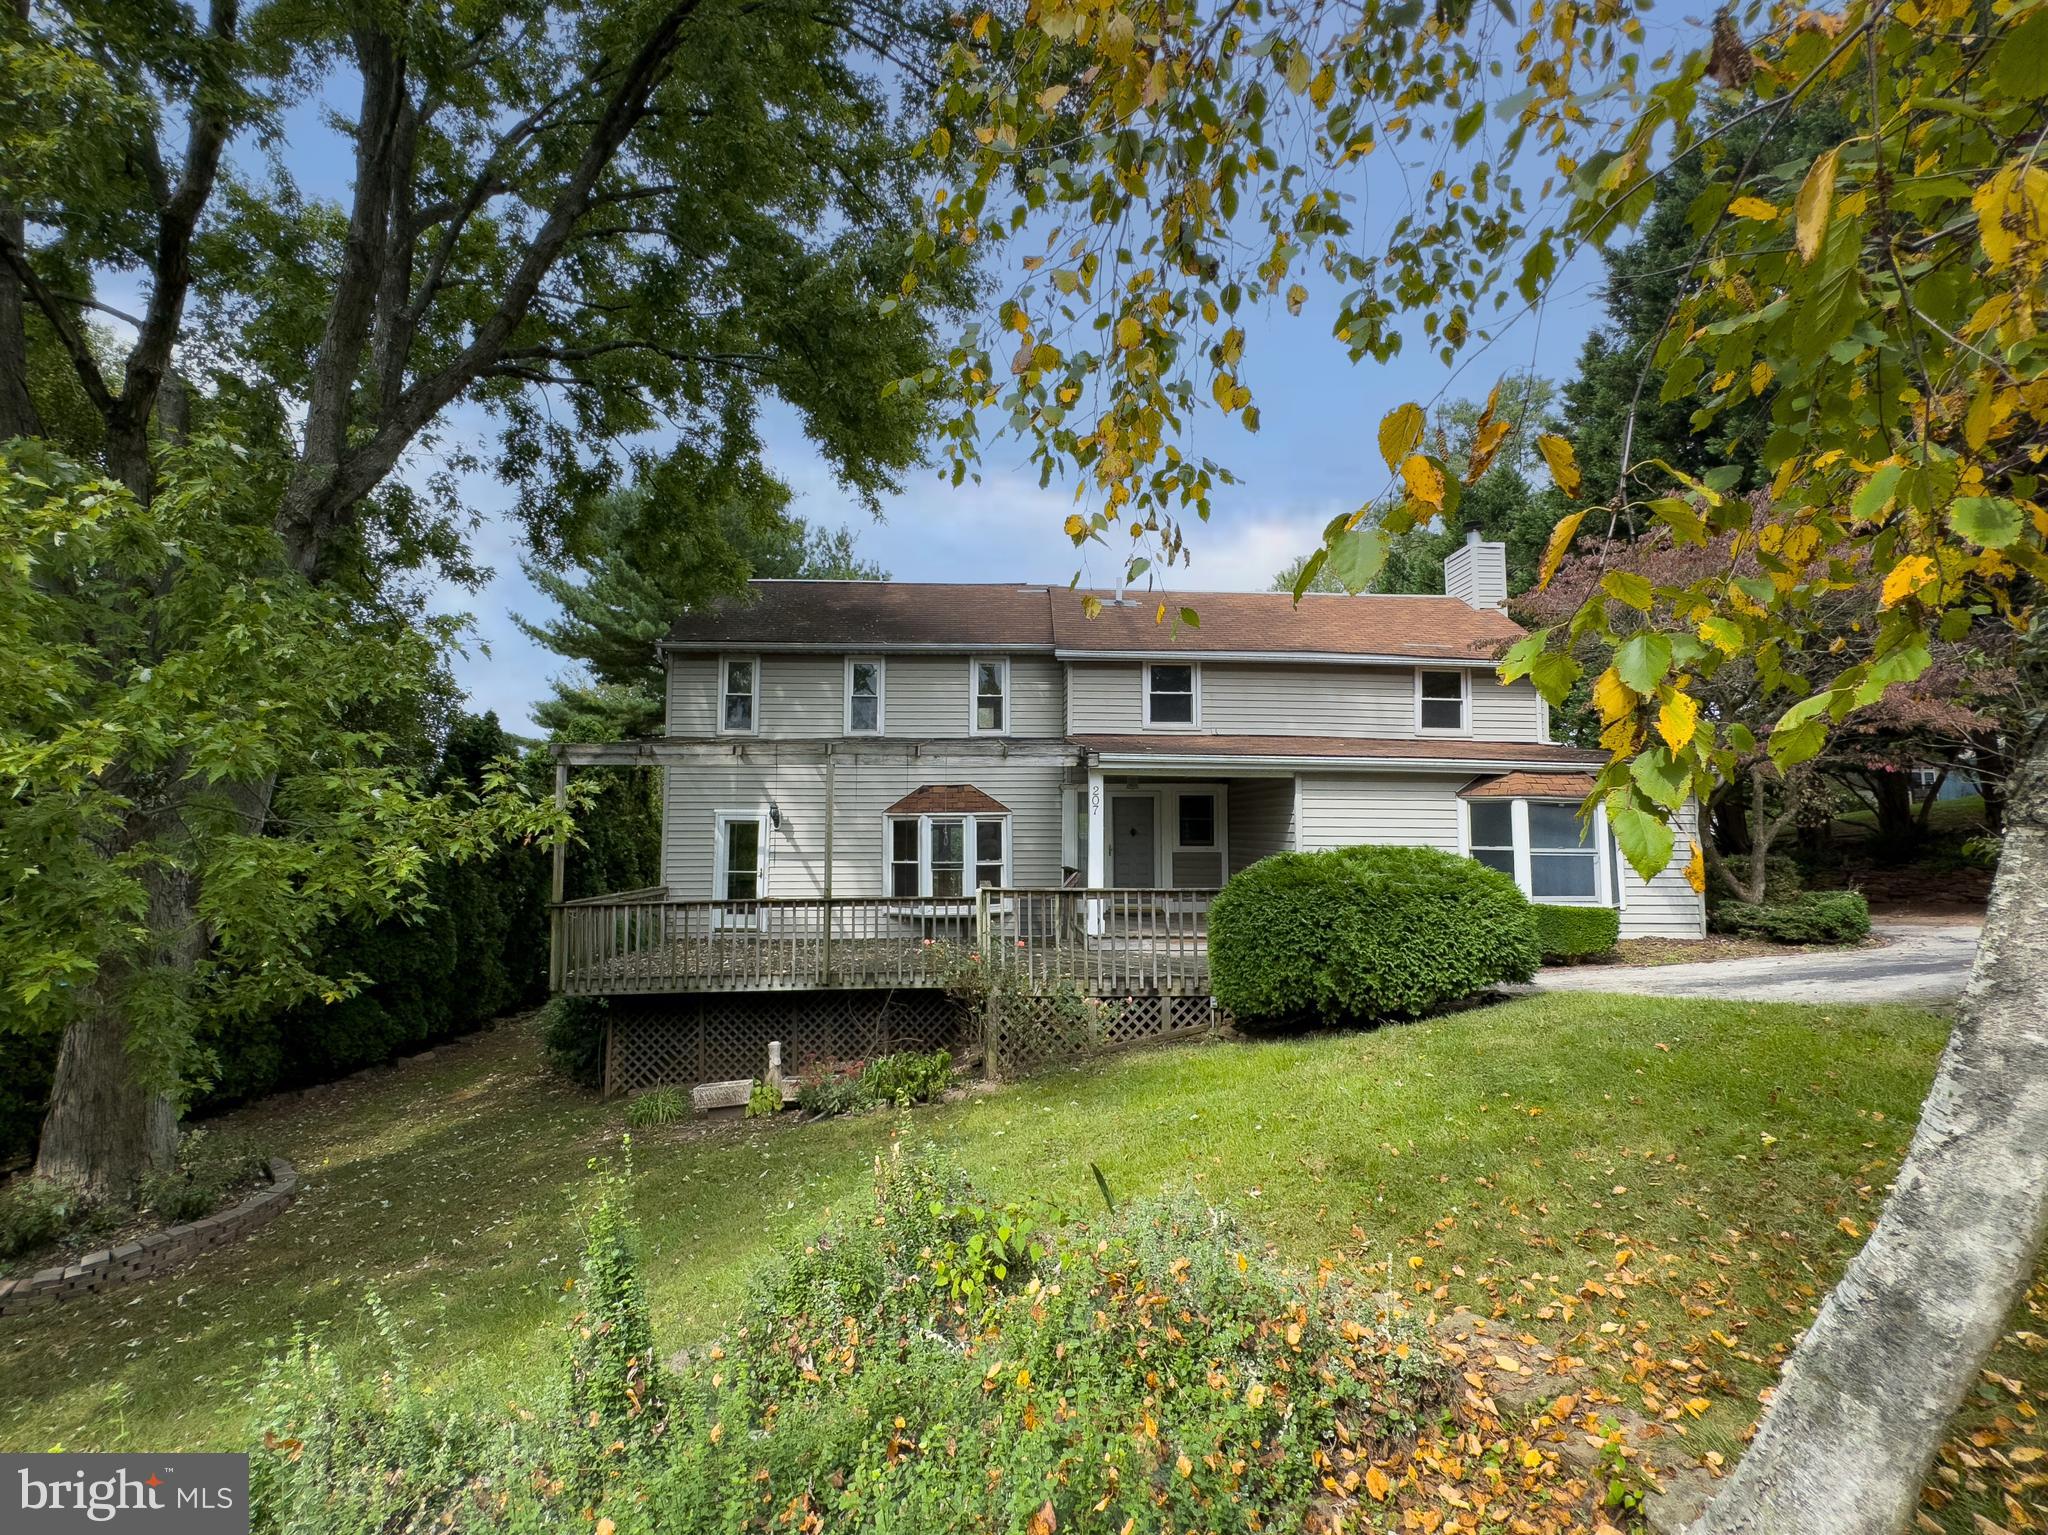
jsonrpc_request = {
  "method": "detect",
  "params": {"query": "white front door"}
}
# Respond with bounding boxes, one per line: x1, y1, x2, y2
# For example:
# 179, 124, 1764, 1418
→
1110, 794, 1157, 887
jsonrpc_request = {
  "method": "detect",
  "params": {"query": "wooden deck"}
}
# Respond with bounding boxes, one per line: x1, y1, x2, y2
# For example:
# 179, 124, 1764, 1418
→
554, 887, 1217, 997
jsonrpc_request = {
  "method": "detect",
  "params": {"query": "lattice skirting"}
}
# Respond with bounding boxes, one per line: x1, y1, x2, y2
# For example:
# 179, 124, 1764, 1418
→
604, 990, 969, 1096
986, 993, 1227, 1079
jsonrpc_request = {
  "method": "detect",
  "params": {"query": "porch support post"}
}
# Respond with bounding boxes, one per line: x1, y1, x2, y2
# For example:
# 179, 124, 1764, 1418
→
1086, 767, 1106, 936
549, 758, 568, 992
823, 746, 836, 985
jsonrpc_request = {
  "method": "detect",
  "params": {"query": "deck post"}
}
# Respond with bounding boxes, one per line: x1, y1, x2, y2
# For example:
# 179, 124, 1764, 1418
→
1085, 768, 1106, 936
822, 747, 836, 985
549, 757, 568, 991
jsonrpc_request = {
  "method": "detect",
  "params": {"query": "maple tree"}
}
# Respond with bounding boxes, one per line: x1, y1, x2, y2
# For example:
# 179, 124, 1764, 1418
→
916, 0, 2048, 1528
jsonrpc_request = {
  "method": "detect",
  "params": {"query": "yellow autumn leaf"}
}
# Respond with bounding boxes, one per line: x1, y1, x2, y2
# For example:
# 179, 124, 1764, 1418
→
1658, 689, 1699, 752
1378, 402, 1425, 473
1522, 1448, 1545, 1468
1114, 315, 1143, 349
1728, 194, 1780, 220
1465, 415, 1513, 483
1592, 665, 1633, 724
1401, 453, 1445, 510
1839, 1217, 1862, 1238
1684, 839, 1706, 895
1880, 553, 1938, 608
1036, 84, 1069, 111
1365, 1466, 1392, 1501
1974, 162, 2048, 271
1063, 514, 1087, 539
1536, 507, 1586, 589
1535, 433, 1583, 498
1793, 146, 1840, 262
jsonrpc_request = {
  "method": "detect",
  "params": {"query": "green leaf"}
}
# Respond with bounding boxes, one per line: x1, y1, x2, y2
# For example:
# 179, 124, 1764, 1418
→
1529, 651, 1582, 706
1601, 570, 1653, 611
1327, 526, 1390, 593
1851, 465, 1905, 524
1645, 496, 1706, 543
1768, 691, 1837, 768
1498, 630, 1550, 682
1607, 795, 1676, 884
1613, 632, 1673, 694
1948, 496, 2024, 549
1178, 606, 1200, 629
1629, 748, 1689, 812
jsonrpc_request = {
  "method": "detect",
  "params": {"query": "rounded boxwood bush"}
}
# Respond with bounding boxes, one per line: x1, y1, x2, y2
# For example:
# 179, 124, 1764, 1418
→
1532, 903, 1621, 963
1712, 890, 1871, 945
1210, 845, 1539, 1028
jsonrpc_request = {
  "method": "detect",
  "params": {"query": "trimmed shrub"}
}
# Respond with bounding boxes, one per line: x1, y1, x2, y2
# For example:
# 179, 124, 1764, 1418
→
1707, 851, 1804, 909
1210, 845, 1539, 1027
541, 996, 610, 1090
1533, 904, 1621, 962
1713, 890, 1871, 945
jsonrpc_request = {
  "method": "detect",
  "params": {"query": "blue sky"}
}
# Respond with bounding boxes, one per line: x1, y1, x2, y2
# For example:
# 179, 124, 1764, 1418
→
253, 52, 1637, 734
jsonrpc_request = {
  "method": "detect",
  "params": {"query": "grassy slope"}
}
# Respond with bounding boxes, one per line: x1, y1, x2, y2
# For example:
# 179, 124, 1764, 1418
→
2, 993, 2040, 1526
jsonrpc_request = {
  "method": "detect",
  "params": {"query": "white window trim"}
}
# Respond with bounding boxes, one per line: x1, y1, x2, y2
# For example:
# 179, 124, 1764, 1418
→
968, 656, 1011, 737
880, 811, 1011, 898
1142, 660, 1201, 730
711, 808, 770, 922
1459, 796, 1616, 907
1415, 667, 1470, 736
718, 654, 760, 737
844, 656, 885, 735
1167, 786, 1229, 887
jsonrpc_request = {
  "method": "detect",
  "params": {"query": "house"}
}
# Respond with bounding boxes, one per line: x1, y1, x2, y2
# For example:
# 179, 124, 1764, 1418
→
551, 536, 1703, 1090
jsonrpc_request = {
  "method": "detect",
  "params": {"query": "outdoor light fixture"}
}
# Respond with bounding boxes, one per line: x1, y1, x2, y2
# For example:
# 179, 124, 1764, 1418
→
768, 801, 782, 829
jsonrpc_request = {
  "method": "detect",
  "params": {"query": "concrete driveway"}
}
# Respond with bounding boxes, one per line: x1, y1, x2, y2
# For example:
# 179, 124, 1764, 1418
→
1528, 920, 1981, 1006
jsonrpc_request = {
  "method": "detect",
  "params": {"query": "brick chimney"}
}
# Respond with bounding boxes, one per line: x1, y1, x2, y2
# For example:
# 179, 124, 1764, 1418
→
1444, 529, 1508, 612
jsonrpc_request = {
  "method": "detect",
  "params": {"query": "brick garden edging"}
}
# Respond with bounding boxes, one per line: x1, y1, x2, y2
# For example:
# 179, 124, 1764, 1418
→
0, 1157, 298, 1316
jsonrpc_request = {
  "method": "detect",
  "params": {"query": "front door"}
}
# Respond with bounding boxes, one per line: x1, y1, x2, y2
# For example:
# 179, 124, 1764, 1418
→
1110, 794, 1157, 887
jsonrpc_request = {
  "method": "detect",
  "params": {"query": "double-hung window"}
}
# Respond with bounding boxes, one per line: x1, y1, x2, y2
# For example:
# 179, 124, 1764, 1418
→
720, 656, 759, 734
1145, 662, 1198, 727
846, 658, 884, 734
887, 813, 1009, 898
1464, 798, 1612, 906
1416, 668, 1467, 732
971, 658, 1008, 734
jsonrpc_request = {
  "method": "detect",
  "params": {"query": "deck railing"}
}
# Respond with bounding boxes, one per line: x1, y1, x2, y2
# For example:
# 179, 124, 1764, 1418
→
554, 887, 1216, 997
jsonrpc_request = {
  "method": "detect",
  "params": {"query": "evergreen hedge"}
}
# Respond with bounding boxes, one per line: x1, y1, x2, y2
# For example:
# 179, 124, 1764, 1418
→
1532, 904, 1621, 962
1209, 845, 1539, 1028
1712, 890, 1871, 945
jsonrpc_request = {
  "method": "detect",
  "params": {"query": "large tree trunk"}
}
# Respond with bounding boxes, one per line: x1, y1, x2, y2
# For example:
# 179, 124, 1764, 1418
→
1690, 724, 2048, 1535
32, 836, 195, 1197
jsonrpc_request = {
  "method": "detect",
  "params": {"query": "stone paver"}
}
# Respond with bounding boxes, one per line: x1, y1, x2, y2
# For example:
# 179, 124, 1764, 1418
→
1527, 920, 1979, 1006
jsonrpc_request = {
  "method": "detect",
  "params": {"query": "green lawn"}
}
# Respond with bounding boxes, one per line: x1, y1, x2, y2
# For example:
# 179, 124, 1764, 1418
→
2, 992, 2040, 1528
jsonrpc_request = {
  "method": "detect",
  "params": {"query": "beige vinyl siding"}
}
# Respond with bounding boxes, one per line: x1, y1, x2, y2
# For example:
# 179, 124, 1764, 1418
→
1469, 677, 1547, 741
1619, 802, 1707, 939
1295, 772, 1465, 852
666, 652, 1065, 740
1067, 659, 1546, 744
1227, 777, 1296, 869
661, 752, 1068, 899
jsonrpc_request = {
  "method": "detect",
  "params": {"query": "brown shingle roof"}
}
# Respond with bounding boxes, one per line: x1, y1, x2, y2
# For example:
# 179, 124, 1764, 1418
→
661, 581, 1523, 660
1053, 589, 1523, 659
1459, 771, 1600, 798
1071, 734, 1604, 766
664, 582, 1054, 649
884, 784, 1012, 815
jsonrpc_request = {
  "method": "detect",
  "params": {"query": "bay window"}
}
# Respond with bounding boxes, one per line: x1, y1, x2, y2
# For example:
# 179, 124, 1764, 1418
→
1463, 797, 1615, 906
886, 812, 1009, 897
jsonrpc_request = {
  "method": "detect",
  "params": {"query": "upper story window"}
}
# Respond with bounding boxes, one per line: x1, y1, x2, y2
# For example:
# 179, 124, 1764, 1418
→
720, 656, 759, 734
846, 658, 884, 734
971, 657, 1009, 734
1145, 662, 1198, 727
1416, 668, 1468, 733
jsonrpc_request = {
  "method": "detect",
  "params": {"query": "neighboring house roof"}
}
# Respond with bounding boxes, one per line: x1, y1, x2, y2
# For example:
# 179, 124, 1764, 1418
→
1071, 734, 1604, 767
1460, 770, 1600, 798
1052, 590, 1522, 661
660, 580, 1523, 661
884, 784, 1012, 815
